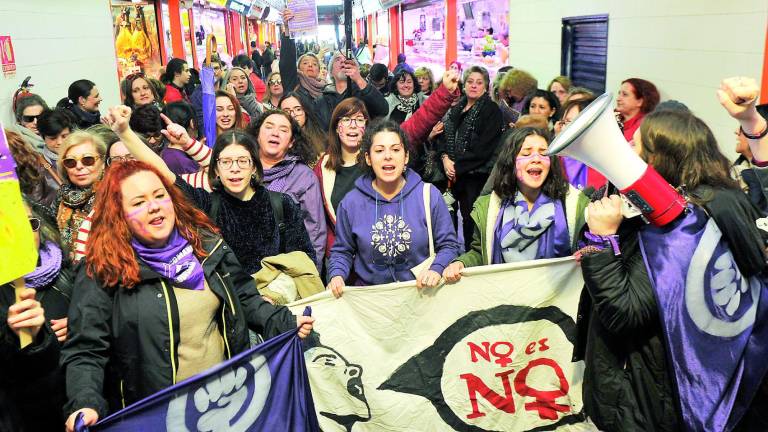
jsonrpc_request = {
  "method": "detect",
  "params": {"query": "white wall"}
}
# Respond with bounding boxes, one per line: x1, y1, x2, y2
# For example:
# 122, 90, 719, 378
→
507, 0, 767, 158
0, 0, 121, 127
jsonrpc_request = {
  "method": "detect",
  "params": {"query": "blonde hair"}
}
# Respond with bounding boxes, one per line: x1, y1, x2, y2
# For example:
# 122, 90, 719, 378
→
263, 72, 282, 103
414, 67, 435, 93
57, 130, 107, 180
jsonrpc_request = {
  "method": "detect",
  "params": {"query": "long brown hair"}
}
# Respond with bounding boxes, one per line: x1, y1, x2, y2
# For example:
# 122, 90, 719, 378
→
86, 160, 219, 288
640, 110, 738, 195
5, 130, 43, 191
215, 90, 246, 134
325, 98, 369, 171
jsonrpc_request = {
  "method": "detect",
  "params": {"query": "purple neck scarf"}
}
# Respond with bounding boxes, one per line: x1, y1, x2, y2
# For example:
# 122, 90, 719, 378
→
492, 192, 570, 264
132, 229, 205, 290
25, 241, 63, 289
263, 155, 299, 193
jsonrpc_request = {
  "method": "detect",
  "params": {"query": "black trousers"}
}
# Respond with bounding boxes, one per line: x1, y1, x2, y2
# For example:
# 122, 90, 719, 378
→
452, 172, 489, 252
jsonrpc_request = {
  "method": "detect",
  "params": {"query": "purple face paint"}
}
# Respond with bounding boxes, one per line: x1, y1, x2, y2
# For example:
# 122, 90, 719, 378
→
515, 152, 551, 182
125, 197, 173, 238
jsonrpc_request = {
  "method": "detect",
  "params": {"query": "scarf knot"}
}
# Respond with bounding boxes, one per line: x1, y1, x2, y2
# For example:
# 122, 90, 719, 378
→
132, 229, 206, 290
263, 155, 299, 193
297, 72, 327, 99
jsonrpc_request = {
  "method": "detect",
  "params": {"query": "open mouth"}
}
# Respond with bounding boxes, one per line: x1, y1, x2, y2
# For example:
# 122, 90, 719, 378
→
267, 138, 281, 147
219, 117, 232, 126
228, 177, 244, 187
149, 216, 165, 226
527, 167, 543, 180
381, 164, 397, 173
345, 131, 361, 140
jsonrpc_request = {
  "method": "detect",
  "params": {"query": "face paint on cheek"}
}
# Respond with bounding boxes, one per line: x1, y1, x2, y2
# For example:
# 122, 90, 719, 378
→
515, 153, 551, 181
125, 198, 173, 236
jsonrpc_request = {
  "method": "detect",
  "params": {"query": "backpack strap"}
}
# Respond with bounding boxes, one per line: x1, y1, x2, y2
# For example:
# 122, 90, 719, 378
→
267, 190, 285, 234
209, 191, 222, 222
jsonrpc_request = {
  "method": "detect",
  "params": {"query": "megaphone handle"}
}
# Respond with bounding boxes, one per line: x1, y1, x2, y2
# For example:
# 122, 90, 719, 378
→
619, 166, 686, 227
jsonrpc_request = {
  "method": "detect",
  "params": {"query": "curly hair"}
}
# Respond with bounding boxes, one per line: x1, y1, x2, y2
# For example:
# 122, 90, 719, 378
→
492, 127, 568, 201
246, 109, 318, 165
326, 98, 369, 171
86, 160, 219, 288
389, 69, 421, 96
5, 130, 43, 191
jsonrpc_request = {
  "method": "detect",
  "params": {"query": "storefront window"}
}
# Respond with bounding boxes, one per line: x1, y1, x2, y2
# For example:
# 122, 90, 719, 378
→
160, 0, 174, 61
457, 0, 509, 78
181, 9, 195, 66
373, 11, 389, 64
110, 0, 163, 81
194, 7, 229, 65
402, 4, 445, 79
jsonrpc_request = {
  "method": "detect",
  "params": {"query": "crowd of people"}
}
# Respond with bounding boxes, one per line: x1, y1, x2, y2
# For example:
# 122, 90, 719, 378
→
3, 8, 768, 431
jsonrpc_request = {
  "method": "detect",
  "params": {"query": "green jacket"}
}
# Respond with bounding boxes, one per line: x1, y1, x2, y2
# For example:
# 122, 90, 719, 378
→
457, 186, 589, 267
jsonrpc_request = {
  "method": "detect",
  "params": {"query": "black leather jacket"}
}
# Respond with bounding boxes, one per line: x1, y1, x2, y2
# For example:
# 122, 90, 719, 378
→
62, 235, 297, 417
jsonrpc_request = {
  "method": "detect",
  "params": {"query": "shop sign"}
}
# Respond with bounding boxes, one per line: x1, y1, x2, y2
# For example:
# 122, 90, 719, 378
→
226, 0, 252, 15
0, 36, 16, 78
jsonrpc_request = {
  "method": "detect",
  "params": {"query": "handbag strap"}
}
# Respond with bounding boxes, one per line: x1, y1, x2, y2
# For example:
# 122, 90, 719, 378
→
423, 183, 434, 256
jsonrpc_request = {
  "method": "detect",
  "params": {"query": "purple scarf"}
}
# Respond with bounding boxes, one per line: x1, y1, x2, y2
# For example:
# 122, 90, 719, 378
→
131, 229, 205, 290
492, 192, 570, 264
25, 241, 63, 289
638, 206, 768, 431
263, 155, 299, 193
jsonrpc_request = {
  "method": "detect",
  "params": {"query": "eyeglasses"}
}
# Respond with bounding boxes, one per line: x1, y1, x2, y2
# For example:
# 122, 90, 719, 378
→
21, 114, 42, 123
268, 79, 282, 86
125, 72, 145, 81
107, 154, 136, 165
217, 157, 252, 169
29, 217, 41, 232
339, 117, 367, 128
62, 155, 100, 169
283, 106, 304, 116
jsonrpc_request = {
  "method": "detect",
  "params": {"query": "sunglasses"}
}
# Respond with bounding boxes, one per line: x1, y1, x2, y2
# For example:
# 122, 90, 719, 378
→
125, 72, 145, 81
21, 114, 42, 123
62, 155, 100, 169
29, 217, 41, 232
107, 154, 135, 165
268, 79, 282, 85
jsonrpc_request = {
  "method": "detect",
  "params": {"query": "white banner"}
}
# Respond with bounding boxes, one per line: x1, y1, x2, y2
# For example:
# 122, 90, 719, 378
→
289, 257, 591, 432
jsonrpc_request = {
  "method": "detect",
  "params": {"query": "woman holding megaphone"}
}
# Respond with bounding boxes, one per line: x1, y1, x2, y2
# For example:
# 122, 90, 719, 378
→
561, 93, 768, 431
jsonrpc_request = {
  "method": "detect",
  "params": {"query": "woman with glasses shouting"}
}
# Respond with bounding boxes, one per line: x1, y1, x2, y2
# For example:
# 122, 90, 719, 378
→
52, 130, 106, 259
315, 99, 369, 265
103, 105, 315, 274
279, 91, 327, 165
327, 120, 459, 297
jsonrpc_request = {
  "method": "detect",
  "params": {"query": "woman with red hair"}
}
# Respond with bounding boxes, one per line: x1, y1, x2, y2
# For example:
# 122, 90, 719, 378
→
616, 78, 660, 141
61, 160, 314, 431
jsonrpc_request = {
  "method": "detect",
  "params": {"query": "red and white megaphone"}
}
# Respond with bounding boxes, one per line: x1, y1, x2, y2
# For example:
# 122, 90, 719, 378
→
548, 93, 686, 227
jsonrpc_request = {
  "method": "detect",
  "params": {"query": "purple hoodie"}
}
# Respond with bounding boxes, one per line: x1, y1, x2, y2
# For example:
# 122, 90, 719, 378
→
328, 169, 459, 285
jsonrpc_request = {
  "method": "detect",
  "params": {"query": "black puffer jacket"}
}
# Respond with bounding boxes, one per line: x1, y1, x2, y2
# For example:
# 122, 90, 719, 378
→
574, 216, 682, 432
61, 234, 298, 418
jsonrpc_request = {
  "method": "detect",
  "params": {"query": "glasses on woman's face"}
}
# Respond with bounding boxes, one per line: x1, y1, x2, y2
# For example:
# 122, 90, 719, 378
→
268, 79, 282, 86
29, 217, 41, 232
283, 106, 304, 117
107, 154, 136, 166
22, 114, 42, 123
339, 117, 367, 128
62, 155, 100, 169
217, 156, 253, 170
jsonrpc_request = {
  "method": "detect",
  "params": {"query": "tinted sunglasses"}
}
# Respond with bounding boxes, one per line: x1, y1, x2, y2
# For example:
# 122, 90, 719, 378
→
29, 217, 41, 232
21, 114, 42, 123
268, 79, 282, 85
62, 155, 100, 169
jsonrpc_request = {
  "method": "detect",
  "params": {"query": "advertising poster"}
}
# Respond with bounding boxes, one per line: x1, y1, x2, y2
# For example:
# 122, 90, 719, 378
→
287, 0, 319, 39
457, 0, 509, 77
110, 1, 163, 81
402, 4, 445, 79
194, 8, 229, 66
0, 36, 16, 78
